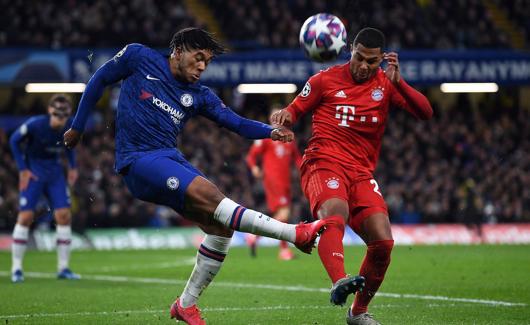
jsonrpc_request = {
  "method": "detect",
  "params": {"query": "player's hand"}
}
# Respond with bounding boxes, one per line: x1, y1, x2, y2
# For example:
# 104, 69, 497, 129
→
270, 109, 293, 127
271, 126, 294, 143
384, 52, 400, 84
63, 128, 82, 149
251, 166, 263, 179
68, 168, 78, 186
19, 169, 38, 191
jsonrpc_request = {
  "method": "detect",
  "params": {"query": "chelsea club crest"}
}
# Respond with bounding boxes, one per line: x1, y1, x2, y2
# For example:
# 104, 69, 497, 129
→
180, 94, 193, 107
166, 177, 180, 190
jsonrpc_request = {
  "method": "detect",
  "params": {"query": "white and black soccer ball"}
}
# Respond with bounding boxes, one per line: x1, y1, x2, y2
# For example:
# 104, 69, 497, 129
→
299, 13, 347, 62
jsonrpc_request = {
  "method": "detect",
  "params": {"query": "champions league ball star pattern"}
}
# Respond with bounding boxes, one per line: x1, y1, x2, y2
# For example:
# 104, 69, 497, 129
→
299, 13, 347, 62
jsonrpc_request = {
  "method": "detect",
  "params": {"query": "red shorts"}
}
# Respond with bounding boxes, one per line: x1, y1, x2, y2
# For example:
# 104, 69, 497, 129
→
300, 159, 388, 233
263, 181, 291, 214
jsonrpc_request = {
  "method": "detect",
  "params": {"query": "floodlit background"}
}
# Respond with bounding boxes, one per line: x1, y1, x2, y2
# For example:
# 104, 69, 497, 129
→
1, 1, 530, 324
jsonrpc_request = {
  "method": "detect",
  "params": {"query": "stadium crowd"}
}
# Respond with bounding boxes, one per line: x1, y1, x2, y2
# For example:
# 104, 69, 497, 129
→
1, 0, 527, 49
207, 0, 513, 49
0, 0, 528, 232
0, 89, 528, 232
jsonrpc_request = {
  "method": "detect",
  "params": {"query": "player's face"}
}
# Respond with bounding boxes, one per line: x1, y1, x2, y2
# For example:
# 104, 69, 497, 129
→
349, 44, 383, 83
173, 48, 214, 83
48, 103, 71, 129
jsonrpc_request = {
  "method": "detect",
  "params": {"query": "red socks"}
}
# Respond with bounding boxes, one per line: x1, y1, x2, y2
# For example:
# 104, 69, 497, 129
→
317, 216, 347, 283
352, 239, 394, 315
279, 240, 288, 249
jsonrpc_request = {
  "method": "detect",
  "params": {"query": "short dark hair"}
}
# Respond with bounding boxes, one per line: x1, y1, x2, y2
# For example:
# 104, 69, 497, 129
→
48, 94, 72, 111
353, 27, 385, 50
170, 27, 226, 55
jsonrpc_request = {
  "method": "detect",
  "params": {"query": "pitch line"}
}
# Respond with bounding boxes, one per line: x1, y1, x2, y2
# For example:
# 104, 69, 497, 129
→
0, 271, 526, 307
0, 303, 513, 319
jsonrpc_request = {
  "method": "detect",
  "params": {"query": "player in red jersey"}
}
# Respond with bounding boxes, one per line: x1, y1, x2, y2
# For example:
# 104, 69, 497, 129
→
245, 108, 303, 260
272, 28, 433, 325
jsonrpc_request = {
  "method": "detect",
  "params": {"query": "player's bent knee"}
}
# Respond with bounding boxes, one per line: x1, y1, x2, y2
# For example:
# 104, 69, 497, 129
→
185, 176, 226, 215
317, 198, 349, 221
17, 211, 34, 226
54, 208, 71, 225
359, 212, 392, 241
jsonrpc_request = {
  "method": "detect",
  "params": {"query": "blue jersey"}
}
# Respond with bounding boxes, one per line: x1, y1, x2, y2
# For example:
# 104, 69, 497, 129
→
72, 43, 273, 171
9, 115, 76, 178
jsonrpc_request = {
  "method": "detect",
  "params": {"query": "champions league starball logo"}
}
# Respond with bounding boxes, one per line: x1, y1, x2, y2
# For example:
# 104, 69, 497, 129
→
166, 177, 179, 190
300, 82, 311, 97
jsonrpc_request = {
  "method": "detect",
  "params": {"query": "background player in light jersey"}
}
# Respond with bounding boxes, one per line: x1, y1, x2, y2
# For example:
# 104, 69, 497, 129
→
272, 28, 433, 325
9, 94, 80, 283
63, 28, 330, 325
245, 107, 303, 260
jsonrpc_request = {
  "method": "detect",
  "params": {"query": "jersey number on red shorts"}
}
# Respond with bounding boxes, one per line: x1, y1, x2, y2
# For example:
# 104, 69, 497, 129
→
370, 179, 382, 196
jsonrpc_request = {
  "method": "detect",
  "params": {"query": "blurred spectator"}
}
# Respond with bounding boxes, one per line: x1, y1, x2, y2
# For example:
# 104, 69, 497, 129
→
1, 0, 526, 49
0, 0, 204, 48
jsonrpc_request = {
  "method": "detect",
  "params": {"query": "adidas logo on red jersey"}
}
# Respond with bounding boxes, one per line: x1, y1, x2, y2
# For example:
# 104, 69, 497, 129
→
334, 90, 347, 98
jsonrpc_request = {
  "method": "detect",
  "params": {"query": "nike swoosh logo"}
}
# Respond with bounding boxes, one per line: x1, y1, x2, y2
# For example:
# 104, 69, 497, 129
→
146, 74, 160, 81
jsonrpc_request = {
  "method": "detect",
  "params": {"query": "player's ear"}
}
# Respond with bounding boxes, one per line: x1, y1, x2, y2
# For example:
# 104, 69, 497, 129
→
173, 47, 183, 59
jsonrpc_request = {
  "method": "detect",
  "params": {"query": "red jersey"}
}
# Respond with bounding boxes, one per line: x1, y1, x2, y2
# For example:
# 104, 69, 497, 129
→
287, 63, 431, 180
246, 139, 302, 190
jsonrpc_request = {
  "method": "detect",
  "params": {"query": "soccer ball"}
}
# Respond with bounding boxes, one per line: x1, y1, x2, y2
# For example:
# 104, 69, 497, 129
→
299, 13, 347, 62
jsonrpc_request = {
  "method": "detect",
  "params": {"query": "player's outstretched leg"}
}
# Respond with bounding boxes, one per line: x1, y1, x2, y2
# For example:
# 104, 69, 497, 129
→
171, 233, 231, 324
214, 198, 328, 254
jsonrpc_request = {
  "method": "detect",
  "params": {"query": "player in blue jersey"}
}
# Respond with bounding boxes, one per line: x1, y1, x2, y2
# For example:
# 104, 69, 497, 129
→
63, 28, 337, 325
9, 94, 81, 283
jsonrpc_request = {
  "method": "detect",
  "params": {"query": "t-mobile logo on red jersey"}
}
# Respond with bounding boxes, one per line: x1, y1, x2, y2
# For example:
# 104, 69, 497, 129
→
335, 105, 355, 127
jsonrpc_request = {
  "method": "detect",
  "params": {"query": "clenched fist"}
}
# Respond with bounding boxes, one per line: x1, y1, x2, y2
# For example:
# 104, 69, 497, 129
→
63, 128, 82, 149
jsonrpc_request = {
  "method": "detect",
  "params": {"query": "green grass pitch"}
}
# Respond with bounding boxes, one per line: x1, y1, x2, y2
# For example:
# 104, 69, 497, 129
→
1, 245, 529, 324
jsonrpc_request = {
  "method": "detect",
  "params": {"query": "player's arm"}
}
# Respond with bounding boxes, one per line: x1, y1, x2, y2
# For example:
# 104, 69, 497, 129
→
65, 148, 78, 186
385, 52, 433, 120
246, 141, 265, 178
9, 120, 38, 190
64, 44, 143, 148
200, 90, 294, 143
271, 73, 323, 127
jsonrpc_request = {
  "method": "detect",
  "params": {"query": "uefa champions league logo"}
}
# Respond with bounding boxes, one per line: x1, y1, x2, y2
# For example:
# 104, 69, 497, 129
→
180, 94, 193, 107
300, 82, 311, 97
166, 177, 179, 190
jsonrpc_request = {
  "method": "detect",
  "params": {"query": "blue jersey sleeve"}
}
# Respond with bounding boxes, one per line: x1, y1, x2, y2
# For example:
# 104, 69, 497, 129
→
72, 43, 143, 132
9, 118, 36, 170
199, 89, 273, 139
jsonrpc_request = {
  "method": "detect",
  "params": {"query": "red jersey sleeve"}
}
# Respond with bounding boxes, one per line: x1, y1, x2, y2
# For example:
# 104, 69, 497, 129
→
246, 139, 266, 168
390, 79, 433, 120
286, 72, 323, 124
